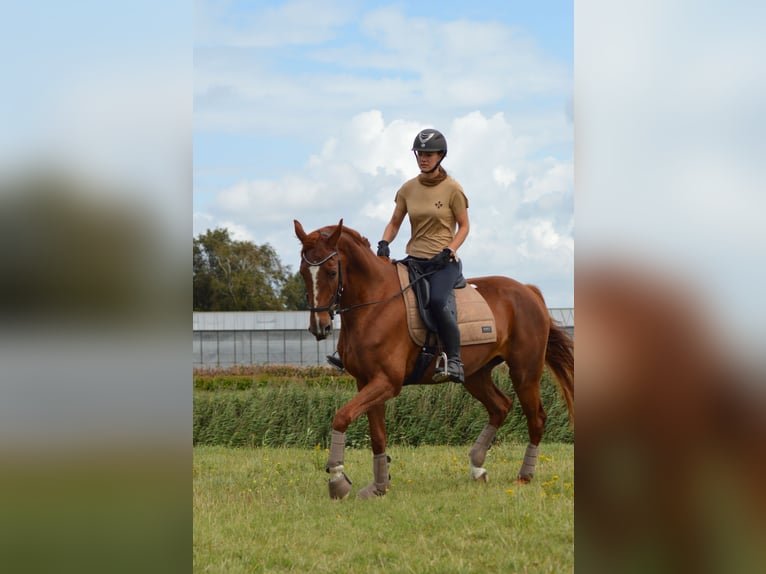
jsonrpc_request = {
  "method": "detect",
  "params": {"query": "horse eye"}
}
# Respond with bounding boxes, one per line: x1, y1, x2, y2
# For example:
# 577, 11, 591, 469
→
328, 270, 337, 279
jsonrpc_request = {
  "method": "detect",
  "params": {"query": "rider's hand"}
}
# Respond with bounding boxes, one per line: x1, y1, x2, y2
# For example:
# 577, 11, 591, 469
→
431, 248, 454, 269
377, 240, 390, 257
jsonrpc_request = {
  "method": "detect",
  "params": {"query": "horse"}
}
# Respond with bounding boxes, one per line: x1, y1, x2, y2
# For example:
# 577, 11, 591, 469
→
294, 219, 574, 499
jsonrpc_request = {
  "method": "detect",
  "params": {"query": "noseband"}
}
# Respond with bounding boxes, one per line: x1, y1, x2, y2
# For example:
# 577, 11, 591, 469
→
302, 250, 343, 319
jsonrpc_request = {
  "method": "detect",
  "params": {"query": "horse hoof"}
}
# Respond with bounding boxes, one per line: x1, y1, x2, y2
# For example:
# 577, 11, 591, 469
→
470, 465, 488, 482
357, 482, 389, 499
514, 476, 532, 485
328, 471, 353, 500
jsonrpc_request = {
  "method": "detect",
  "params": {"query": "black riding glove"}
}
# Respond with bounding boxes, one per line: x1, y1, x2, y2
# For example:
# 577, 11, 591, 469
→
431, 248, 454, 269
377, 240, 390, 257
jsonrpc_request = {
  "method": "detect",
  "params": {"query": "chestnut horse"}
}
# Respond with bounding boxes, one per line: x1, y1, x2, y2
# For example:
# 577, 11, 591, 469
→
294, 219, 574, 499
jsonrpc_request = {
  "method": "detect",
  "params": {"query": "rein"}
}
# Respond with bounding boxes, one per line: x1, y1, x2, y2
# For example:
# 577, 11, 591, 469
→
302, 251, 435, 318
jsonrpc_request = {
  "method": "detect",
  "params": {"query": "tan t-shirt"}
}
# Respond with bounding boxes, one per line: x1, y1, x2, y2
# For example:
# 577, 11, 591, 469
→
394, 175, 469, 258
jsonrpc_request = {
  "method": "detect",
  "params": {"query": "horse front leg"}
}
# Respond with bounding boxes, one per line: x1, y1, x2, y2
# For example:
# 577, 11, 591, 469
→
357, 403, 391, 499
327, 429, 353, 500
325, 378, 396, 500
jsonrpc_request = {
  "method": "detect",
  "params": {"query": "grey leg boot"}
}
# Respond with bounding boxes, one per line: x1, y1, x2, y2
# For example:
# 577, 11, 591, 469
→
326, 430, 352, 499
357, 453, 391, 499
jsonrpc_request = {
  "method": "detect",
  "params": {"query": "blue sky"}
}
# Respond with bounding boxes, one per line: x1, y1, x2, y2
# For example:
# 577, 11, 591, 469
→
194, 0, 573, 306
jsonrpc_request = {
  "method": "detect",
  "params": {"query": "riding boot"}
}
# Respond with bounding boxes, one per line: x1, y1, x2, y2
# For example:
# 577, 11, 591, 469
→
431, 300, 464, 384
326, 352, 344, 371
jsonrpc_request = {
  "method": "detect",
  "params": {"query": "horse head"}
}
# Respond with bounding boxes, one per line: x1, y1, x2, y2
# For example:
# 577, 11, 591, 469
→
294, 219, 344, 340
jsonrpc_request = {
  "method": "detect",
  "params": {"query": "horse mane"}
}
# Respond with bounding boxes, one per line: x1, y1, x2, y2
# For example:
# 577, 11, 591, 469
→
302, 223, 373, 255
339, 226, 372, 251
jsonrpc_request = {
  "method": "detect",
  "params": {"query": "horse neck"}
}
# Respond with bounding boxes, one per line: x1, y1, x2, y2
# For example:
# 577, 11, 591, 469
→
337, 236, 396, 308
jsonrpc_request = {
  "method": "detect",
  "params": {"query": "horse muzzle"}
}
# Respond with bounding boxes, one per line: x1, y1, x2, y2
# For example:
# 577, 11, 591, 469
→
309, 317, 334, 340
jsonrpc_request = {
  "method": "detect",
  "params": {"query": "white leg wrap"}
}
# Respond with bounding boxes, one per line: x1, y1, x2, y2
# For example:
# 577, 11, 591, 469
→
470, 464, 488, 482
518, 442, 539, 480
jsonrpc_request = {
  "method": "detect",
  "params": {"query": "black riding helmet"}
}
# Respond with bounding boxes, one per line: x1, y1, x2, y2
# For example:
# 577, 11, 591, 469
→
412, 128, 447, 174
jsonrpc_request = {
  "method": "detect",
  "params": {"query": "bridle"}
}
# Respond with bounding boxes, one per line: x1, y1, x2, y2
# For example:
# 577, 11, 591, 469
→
302, 250, 344, 319
302, 248, 438, 319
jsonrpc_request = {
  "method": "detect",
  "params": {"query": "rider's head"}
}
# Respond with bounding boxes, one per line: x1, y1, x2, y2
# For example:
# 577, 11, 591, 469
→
412, 129, 447, 174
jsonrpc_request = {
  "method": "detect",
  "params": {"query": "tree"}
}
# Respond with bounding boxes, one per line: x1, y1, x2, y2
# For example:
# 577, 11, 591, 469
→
193, 228, 299, 311
281, 271, 308, 311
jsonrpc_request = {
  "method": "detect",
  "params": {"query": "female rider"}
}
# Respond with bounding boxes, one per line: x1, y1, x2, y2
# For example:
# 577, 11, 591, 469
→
376, 128, 470, 383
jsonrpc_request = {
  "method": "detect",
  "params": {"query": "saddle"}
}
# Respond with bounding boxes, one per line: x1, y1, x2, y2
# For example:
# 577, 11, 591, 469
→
396, 261, 497, 348
396, 260, 497, 385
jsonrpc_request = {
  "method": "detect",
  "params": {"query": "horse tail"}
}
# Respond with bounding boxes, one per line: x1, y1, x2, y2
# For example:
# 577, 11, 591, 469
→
526, 284, 575, 425
545, 322, 575, 425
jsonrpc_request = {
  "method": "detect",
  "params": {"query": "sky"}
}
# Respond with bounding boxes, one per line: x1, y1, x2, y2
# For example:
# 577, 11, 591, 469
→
193, 0, 574, 307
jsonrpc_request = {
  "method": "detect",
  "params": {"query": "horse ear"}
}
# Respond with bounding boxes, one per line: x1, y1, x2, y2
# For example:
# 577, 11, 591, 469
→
327, 219, 343, 247
294, 219, 307, 242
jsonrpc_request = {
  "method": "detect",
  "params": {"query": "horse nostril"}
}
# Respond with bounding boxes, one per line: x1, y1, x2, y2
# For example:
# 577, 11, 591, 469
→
323, 324, 333, 336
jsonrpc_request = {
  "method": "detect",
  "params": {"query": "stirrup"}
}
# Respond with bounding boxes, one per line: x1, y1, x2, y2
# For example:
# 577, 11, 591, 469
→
433, 351, 449, 380
326, 353, 344, 371
433, 354, 464, 384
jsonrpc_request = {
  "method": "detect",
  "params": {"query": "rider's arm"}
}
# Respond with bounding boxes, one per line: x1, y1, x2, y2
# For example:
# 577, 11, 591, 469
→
381, 204, 406, 244
447, 208, 470, 255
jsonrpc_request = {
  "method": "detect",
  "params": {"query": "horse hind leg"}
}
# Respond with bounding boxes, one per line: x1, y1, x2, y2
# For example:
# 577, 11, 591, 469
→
508, 360, 548, 484
463, 364, 513, 483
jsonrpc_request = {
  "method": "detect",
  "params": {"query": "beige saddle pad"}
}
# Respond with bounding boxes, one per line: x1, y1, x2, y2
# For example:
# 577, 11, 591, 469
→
396, 263, 497, 347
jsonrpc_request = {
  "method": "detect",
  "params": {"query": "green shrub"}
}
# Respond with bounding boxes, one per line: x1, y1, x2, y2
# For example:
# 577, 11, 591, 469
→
193, 368, 573, 447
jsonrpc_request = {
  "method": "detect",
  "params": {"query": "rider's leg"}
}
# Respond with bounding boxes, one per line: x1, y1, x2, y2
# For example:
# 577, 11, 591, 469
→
429, 262, 464, 383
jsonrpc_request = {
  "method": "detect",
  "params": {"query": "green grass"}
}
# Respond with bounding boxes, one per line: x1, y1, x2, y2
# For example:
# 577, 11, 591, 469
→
194, 443, 573, 573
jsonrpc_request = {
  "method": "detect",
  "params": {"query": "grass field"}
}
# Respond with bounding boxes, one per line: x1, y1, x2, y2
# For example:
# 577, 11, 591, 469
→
194, 443, 573, 573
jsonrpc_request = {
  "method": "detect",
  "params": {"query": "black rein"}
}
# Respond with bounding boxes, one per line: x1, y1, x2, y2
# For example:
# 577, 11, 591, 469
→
301, 251, 434, 319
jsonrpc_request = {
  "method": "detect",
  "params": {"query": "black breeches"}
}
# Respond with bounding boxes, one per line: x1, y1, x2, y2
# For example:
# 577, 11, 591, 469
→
427, 259, 461, 312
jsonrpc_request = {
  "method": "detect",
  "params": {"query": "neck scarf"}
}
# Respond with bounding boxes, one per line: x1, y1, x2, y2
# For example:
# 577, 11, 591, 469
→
418, 167, 448, 187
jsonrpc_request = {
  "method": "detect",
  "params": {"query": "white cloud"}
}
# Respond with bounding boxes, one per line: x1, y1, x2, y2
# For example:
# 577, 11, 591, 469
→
521, 159, 573, 204
519, 219, 574, 258
220, 221, 255, 242
198, 109, 573, 304
194, 3, 571, 138
493, 166, 517, 187
195, 0, 356, 47
194, 3, 573, 305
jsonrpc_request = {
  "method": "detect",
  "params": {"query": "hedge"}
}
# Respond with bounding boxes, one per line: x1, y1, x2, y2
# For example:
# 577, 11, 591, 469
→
193, 368, 573, 447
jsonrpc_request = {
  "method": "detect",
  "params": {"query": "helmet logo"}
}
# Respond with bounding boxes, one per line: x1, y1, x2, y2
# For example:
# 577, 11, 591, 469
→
418, 132, 436, 147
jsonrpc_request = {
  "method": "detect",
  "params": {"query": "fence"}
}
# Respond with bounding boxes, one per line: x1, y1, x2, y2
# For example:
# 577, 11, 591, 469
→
193, 309, 573, 368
